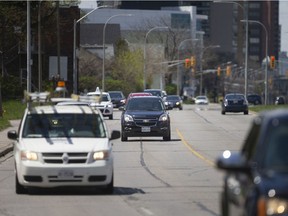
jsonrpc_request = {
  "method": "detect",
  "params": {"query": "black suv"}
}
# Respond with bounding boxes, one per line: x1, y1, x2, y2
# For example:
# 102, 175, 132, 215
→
247, 94, 262, 105
216, 109, 288, 216
121, 96, 171, 141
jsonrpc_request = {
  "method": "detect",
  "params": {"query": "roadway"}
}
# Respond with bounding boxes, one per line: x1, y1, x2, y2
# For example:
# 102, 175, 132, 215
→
0, 103, 256, 216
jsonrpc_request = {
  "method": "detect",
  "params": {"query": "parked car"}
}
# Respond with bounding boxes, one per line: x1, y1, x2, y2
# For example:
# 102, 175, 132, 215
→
221, 93, 249, 115
163, 95, 183, 110
247, 94, 262, 105
121, 96, 171, 141
195, 95, 209, 105
8, 105, 120, 194
108, 91, 126, 108
87, 91, 114, 119
216, 109, 288, 216
144, 89, 165, 98
275, 96, 285, 105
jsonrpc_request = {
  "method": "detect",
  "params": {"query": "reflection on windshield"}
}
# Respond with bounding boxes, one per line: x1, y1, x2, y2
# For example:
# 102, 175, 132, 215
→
264, 126, 288, 170
127, 98, 164, 111
22, 114, 106, 138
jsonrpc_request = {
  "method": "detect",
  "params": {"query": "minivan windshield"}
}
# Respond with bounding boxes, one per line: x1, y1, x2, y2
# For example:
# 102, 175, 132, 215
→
22, 114, 106, 138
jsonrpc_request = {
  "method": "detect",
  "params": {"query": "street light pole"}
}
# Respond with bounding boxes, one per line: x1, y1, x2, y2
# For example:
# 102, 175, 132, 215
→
143, 26, 168, 90
73, 6, 109, 94
177, 39, 199, 96
102, 14, 133, 92
241, 19, 268, 105
213, 1, 249, 97
199, 45, 220, 96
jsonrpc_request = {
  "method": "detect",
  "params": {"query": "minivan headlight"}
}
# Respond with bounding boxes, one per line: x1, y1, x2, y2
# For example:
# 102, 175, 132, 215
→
21, 151, 38, 161
93, 150, 109, 160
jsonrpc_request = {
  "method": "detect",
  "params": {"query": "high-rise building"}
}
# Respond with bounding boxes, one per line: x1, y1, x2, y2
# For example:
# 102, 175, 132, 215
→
104, 0, 280, 67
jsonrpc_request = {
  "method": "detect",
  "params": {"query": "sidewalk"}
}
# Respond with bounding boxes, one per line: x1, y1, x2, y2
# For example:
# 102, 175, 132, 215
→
0, 120, 20, 157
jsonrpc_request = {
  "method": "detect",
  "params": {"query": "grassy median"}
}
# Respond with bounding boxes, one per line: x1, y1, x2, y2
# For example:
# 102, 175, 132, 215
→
0, 100, 26, 131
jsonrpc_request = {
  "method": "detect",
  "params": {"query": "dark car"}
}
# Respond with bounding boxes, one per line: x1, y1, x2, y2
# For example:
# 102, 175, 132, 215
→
163, 95, 183, 110
247, 94, 262, 105
275, 96, 285, 105
216, 109, 288, 216
108, 91, 126, 108
221, 93, 249, 115
144, 89, 165, 98
121, 96, 171, 141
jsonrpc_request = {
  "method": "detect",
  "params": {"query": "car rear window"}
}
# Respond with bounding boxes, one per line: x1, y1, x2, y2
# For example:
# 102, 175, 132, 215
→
22, 114, 106, 138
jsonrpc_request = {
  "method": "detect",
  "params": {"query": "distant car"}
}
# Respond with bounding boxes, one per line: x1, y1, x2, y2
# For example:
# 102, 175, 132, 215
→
144, 89, 165, 98
108, 91, 126, 108
8, 105, 120, 194
121, 96, 171, 141
87, 91, 114, 119
195, 95, 209, 105
247, 94, 262, 105
275, 96, 285, 105
221, 93, 249, 115
216, 109, 288, 216
163, 95, 183, 110
125, 92, 152, 105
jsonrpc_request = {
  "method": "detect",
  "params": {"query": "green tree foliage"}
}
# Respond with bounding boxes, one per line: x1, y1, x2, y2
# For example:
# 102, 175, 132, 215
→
108, 41, 144, 96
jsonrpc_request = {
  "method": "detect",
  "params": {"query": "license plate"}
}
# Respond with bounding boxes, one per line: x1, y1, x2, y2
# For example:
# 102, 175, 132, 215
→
141, 127, 151, 132
58, 170, 74, 179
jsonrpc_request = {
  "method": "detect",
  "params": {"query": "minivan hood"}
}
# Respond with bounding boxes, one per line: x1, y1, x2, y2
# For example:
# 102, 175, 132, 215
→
19, 138, 109, 152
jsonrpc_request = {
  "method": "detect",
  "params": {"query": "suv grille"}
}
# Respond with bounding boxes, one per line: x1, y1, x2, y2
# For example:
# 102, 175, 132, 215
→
134, 117, 158, 127
42, 152, 88, 164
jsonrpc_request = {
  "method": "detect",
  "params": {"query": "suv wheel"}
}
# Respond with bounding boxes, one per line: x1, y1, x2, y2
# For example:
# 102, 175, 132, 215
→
163, 129, 171, 141
121, 132, 127, 141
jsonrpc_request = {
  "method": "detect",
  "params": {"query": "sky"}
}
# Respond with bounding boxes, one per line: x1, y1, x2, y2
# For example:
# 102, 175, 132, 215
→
79, 0, 288, 52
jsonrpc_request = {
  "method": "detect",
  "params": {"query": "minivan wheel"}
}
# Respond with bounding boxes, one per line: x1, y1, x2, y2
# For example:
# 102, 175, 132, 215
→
103, 175, 114, 194
15, 174, 27, 194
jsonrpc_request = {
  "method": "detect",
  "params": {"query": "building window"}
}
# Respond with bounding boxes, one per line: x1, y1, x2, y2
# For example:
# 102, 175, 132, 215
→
171, 13, 190, 29
249, 3, 261, 9
250, 38, 260, 44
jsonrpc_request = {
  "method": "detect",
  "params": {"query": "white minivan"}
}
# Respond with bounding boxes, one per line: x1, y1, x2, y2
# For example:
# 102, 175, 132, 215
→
8, 105, 120, 194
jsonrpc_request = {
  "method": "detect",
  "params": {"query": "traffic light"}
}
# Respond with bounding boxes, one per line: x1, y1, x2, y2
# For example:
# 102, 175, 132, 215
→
270, 56, 276, 69
191, 56, 196, 67
217, 66, 221, 76
185, 58, 191, 68
226, 66, 231, 77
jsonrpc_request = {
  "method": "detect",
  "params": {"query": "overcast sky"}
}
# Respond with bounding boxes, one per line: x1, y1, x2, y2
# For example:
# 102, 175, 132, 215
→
79, 0, 288, 52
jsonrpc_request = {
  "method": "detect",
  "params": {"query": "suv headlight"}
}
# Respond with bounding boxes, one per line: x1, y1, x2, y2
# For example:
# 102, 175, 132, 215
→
124, 114, 133, 122
258, 197, 288, 215
159, 114, 168, 122
93, 150, 109, 160
21, 151, 38, 161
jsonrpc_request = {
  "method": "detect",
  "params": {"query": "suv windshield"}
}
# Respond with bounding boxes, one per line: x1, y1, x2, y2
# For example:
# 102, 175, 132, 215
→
22, 114, 106, 138
126, 98, 164, 111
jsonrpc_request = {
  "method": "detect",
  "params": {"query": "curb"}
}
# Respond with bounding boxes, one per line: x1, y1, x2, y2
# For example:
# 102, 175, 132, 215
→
0, 145, 13, 157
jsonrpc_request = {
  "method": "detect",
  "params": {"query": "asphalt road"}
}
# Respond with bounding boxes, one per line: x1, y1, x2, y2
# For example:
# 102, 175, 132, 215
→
0, 104, 256, 216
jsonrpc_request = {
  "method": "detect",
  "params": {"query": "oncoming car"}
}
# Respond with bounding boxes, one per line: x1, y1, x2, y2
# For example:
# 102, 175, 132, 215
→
121, 96, 171, 141
8, 105, 120, 194
221, 93, 248, 115
87, 91, 114, 120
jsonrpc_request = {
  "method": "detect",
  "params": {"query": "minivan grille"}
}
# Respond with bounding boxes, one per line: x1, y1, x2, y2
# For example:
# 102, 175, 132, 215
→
42, 152, 89, 164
